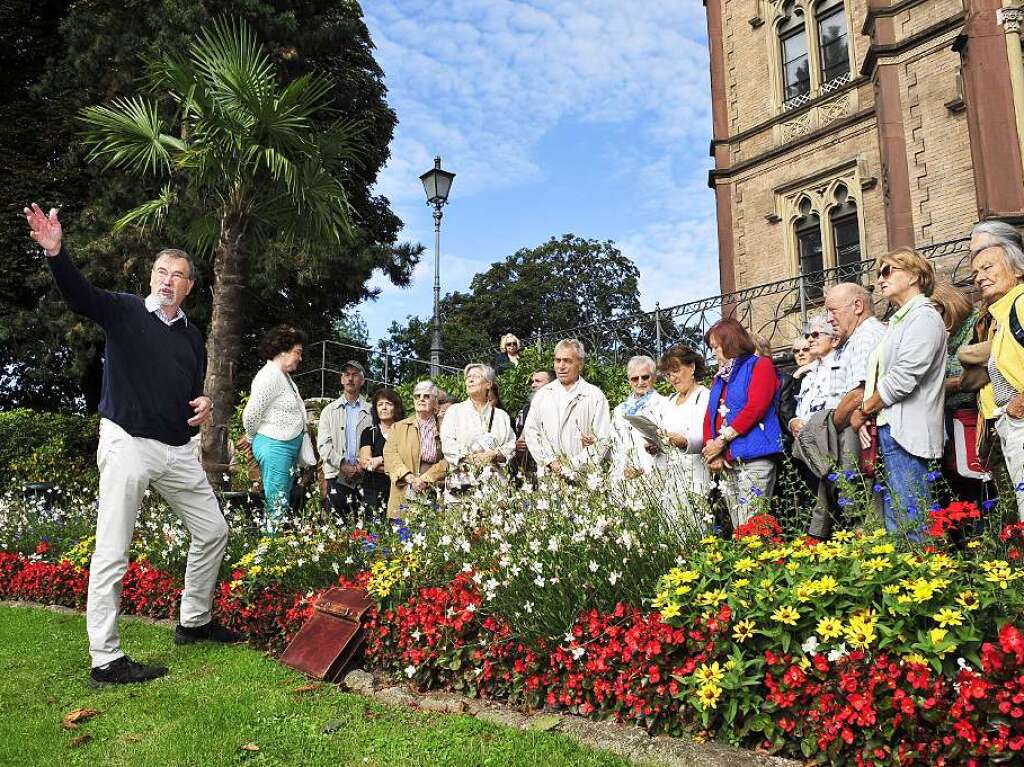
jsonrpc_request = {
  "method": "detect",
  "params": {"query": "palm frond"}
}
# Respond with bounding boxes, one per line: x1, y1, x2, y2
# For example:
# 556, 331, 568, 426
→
78, 97, 184, 176
111, 184, 176, 233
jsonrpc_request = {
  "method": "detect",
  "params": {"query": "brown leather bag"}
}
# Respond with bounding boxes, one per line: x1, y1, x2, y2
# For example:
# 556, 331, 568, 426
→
279, 587, 374, 682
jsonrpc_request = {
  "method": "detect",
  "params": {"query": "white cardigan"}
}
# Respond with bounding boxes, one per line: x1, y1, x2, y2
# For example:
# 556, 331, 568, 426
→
440, 399, 516, 465
242, 361, 306, 441
609, 392, 665, 480
523, 377, 611, 473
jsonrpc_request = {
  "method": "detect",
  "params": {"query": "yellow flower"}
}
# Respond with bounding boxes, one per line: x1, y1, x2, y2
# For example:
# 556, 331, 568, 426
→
870, 543, 895, 555
652, 591, 671, 609
882, 584, 901, 596
666, 568, 699, 586
771, 606, 800, 626
833, 530, 855, 542
814, 575, 839, 595
863, 557, 891, 574
707, 551, 725, 565
732, 619, 757, 643
844, 618, 877, 650
696, 683, 722, 710
734, 557, 757, 573
785, 561, 799, 572
674, 585, 693, 597
966, 540, 982, 550
933, 608, 964, 628
696, 589, 728, 606
795, 583, 816, 602
957, 591, 980, 611
760, 578, 774, 590
815, 545, 841, 562
910, 579, 938, 602
986, 569, 1015, 589
927, 554, 956, 574
903, 653, 929, 666
744, 537, 764, 550
817, 616, 844, 640
694, 661, 725, 685
660, 602, 681, 619
732, 578, 750, 590
701, 536, 719, 547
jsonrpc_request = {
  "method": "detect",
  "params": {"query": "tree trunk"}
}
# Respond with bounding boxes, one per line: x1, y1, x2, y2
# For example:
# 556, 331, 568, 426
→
201, 215, 246, 488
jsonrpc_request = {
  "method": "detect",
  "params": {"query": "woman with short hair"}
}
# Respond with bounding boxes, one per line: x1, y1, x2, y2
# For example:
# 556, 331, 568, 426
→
609, 355, 665, 482
652, 345, 711, 526
359, 388, 405, 513
441, 364, 516, 489
383, 380, 449, 518
970, 220, 1024, 520
854, 248, 947, 540
702, 318, 783, 527
242, 324, 309, 532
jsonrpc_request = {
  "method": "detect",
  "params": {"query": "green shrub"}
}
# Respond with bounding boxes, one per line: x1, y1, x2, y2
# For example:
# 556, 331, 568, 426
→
0, 409, 99, 493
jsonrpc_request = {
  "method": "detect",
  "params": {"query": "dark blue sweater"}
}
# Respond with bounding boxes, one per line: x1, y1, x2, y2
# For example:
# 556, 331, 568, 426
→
49, 248, 206, 446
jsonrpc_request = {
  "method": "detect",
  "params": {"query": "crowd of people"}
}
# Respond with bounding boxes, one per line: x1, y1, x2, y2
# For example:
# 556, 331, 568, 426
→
244, 221, 1024, 543
24, 198, 1024, 685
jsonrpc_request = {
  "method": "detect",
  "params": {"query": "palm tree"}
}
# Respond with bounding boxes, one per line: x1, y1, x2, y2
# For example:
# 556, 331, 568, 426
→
79, 18, 360, 484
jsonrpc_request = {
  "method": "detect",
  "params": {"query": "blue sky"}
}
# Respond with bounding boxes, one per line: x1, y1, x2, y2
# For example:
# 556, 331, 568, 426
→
356, 1, 718, 347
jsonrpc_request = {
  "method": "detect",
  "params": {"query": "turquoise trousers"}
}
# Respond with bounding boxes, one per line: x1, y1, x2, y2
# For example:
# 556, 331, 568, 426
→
252, 432, 303, 533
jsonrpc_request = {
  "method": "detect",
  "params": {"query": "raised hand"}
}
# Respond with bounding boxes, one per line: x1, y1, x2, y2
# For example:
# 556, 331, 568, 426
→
24, 203, 62, 255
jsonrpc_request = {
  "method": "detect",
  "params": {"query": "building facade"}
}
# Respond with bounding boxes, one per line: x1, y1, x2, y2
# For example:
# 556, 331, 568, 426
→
705, 0, 1024, 319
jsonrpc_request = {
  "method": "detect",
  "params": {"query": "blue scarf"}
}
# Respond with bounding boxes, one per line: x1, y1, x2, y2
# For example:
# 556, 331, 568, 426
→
623, 390, 655, 417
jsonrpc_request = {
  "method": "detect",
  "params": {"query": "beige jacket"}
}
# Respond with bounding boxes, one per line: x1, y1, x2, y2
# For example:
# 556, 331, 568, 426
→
522, 377, 611, 475
382, 415, 449, 518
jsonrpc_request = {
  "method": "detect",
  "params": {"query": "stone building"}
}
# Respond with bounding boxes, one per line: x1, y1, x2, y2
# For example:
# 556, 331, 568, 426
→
704, 0, 1024, 331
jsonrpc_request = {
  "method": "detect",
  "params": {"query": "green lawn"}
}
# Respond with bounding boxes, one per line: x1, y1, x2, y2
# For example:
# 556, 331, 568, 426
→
0, 605, 628, 767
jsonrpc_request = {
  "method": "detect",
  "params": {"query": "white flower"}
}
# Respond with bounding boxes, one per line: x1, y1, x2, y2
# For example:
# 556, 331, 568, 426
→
524, 601, 534, 614
801, 636, 819, 656
462, 563, 473, 572
405, 665, 416, 678
827, 643, 848, 662
411, 629, 421, 641
572, 646, 586, 660
588, 560, 599, 573
466, 604, 476, 613
609, 571, 621, 586
534, 576, 546, 588
547, 537, 559, 552
440, 534, 452, 547
564, 632, 574, 644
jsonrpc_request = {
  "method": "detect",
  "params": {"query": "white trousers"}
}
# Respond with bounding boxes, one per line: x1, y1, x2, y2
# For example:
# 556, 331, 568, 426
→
995, 413, 1024, 522
88, 419, 229, 666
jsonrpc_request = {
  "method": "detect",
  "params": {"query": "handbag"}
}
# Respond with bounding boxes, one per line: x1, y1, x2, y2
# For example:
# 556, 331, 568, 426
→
279, 587, 374, 682
858, 421, 879, 478
297, 429, 317, 468
957, 340, 991, 393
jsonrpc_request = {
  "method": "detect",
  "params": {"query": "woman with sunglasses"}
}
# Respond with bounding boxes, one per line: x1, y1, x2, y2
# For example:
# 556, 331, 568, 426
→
853, 249, 947, 541
609, 355, 665, 481
649, 345, 711, 527
383, 380, 449, 518
789, 316, 839, 437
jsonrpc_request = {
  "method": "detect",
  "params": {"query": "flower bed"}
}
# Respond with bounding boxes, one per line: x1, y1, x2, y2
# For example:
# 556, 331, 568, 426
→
4, 462, 1024, 765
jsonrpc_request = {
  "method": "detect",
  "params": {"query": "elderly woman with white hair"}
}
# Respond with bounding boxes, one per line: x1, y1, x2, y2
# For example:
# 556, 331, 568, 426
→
494, 333, 522, 374
970, 220, 1024, 520
609, 355, 665, 481
441, 363, 516, 489
382, 380, 449, 518
788, 315, 840, 437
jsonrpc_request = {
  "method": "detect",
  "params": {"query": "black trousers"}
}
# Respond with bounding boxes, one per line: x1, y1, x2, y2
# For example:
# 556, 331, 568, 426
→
326, 478, 362, 520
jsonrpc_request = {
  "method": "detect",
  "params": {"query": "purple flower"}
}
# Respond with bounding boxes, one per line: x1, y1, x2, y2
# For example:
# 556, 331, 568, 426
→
983, 499, 997, 511
873, 483, 883, 494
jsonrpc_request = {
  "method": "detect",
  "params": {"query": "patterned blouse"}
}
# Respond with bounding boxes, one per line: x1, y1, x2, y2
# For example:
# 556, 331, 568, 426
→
946, 310, 980, 412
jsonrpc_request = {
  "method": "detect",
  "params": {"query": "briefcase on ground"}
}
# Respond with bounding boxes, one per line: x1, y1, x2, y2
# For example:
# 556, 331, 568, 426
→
278, 587, 374, 682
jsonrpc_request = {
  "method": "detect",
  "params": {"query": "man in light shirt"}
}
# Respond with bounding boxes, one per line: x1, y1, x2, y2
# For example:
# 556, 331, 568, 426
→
317, 361, 372, 518
523, 339, 610, 476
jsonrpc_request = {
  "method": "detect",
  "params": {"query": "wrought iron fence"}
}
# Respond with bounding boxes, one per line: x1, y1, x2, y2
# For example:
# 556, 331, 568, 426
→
291, 339, 461, 399
501, 236, 972, 366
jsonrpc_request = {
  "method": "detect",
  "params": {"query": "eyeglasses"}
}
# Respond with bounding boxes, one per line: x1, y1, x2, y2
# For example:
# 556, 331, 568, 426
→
412, 393, 433, 400
804, 331, 829, 340
876, 263, 903, 280
628, 373, 652, 383
792, 346, 810, 354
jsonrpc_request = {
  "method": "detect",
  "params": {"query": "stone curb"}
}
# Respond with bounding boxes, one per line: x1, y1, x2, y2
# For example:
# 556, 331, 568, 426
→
341, 669, 799, 767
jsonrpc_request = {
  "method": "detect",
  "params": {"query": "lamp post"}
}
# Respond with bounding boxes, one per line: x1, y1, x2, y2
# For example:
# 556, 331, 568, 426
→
419, 156, 456, 377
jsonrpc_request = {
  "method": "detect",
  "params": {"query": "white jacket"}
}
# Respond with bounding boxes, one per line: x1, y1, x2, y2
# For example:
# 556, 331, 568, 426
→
523, 377, 611, 474
242, 362, 306, 441
440, 399, 516, 465
317, 395, 373, 482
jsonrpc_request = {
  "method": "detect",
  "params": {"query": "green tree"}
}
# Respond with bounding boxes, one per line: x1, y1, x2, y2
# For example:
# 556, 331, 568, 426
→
386, 234, 647, 370
1, 0, 418, 411
78, 18, 362, 481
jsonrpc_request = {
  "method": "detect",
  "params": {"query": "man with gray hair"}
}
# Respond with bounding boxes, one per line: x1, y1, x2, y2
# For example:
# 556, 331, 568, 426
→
793, 281, 886, 539
523, 339, 610, 476
609, 355, 664, 481
25, 203, 232, 688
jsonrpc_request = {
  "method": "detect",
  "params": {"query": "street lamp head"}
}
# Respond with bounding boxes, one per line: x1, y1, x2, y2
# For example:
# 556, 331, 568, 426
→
420, 156, 455, 206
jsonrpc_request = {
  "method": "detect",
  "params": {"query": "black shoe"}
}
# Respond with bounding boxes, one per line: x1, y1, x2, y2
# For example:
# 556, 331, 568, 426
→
89, 655, 168, 687
174, 619, 240, 645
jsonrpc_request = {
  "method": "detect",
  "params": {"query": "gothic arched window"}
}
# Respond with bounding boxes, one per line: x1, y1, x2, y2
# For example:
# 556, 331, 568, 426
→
779, 2, 811, 107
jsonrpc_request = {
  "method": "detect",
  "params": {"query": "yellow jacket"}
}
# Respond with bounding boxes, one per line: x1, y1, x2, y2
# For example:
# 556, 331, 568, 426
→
382, 415, 449, 518
980, 283, 1024, 418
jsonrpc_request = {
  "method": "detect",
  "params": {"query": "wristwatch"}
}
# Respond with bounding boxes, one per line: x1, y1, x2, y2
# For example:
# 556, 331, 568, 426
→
721, 426, 738, 443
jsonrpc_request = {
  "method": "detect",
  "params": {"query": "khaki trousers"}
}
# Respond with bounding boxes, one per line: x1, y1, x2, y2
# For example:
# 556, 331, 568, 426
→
88, 419, 228, 666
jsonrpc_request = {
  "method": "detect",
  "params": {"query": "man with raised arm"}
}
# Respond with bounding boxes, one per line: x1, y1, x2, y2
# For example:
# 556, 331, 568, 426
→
24, 203, 235, 688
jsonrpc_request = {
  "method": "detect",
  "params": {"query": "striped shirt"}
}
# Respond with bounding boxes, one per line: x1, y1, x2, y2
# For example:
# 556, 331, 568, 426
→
832, 316, 886, 396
